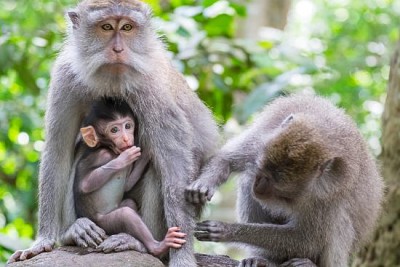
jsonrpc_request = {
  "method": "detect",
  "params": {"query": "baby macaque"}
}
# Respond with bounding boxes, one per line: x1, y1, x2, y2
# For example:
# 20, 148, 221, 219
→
74, 97, 186, 257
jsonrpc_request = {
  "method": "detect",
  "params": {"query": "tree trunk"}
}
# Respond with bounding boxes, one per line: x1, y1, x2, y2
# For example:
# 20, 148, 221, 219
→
237, 0, 291, 39
352, 41, 400, 266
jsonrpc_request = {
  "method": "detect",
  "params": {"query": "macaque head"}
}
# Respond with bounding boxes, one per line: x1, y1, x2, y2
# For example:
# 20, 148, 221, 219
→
253, 114, 334, 204
67, 0, 155, 79
81, 97, 136, 154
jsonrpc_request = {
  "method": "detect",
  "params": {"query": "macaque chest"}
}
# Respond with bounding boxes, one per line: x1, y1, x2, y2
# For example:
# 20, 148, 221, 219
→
93, 169, 128, 214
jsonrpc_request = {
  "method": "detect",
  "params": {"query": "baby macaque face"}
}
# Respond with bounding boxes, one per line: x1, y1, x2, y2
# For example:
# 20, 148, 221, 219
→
104, 116, 135, 154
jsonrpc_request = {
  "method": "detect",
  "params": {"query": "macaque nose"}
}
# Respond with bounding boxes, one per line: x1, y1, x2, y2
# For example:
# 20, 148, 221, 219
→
113, 46, 124, 53
113, 34, 124, 53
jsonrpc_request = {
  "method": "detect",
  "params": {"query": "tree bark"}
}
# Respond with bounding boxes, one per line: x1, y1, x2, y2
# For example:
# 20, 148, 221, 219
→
352, 41, 400, 266
237, 0, 291, 39
6, 247, 239, 267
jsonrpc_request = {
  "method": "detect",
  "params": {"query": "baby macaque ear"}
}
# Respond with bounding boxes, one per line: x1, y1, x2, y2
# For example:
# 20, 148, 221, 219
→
81, 126, 98, 148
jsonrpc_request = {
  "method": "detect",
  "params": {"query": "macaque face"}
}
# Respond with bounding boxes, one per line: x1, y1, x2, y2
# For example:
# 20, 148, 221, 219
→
103, 116, 135, 154
95, 18, 137, 73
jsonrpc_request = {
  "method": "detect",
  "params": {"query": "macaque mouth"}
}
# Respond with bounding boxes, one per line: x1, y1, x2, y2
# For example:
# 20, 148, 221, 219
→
101, 63, 133, 74
120, 145, 132, 151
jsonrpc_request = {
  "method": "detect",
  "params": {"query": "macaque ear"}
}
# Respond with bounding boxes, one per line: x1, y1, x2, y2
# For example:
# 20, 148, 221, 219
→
320, 158, 334, 174
68, 11, 80, 29
319, 157, 343, 178
281, 114, 294, 127
81, 126, 98, 148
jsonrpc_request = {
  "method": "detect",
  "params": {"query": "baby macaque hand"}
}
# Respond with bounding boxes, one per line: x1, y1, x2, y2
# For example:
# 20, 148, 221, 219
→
113, 146, 141, 169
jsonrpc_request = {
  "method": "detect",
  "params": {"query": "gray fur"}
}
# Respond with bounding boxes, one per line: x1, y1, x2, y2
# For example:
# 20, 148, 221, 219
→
187, 94, 384, 267
9, 1, 219, 266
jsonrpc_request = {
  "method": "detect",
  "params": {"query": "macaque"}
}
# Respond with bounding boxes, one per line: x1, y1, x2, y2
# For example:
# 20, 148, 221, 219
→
73, 97, 186, 257
8, 0, 219, 265
186, 94, 384, 267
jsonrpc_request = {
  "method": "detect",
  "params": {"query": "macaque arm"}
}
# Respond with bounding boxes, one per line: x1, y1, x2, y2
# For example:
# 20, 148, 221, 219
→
79, 150, 121, 194
185, 130, 261, 204
195, 220, 304, 254
125, 152, 149, 191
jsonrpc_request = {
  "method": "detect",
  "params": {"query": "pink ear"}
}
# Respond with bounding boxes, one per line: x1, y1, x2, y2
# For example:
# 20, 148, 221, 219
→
80, 126, 98, 147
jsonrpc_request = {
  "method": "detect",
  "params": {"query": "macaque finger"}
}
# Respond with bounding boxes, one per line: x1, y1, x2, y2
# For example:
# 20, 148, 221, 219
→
199, 186, 210, 204
168, 232, 187, 239
7, 250, 23, 263
194, 232, 212, 241
75, 236, 89, 248
87, 227, 107, 245
167, 241, 185, 248
43, 244, 53, 252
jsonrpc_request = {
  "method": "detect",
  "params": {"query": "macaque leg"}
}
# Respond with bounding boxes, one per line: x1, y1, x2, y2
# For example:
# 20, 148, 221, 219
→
120, 199, 138, 211
96, 207, 186, 257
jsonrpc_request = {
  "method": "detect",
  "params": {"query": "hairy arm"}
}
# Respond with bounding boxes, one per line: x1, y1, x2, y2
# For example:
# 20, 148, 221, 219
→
195, 220, 305, 255
124, 151, 149, 191
7, 64, 86, 263
185, 130, 262, 204
80, 146, 141, 194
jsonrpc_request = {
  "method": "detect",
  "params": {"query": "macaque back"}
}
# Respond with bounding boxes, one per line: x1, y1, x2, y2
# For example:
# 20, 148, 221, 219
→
237, 94, 384, 265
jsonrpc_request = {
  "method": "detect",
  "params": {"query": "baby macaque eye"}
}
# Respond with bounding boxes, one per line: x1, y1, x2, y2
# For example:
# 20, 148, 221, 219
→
101, 23, 113, 31
110, 126, 119, 133
125, 123, 132, 130
121, 24, 133, 31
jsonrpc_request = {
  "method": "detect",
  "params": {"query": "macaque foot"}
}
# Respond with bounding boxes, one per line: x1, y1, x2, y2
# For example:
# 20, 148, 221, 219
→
148, 227, 187, 257
61, 217, 107, 248
280, 258, 317, 267
97, 233, 146, 253
185, 180, 217, 205
7, 238, 55, 263
194, 220, 227, 242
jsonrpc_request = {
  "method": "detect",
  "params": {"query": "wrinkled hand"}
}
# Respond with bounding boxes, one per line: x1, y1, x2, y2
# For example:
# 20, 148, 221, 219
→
61, 217, 107, 248
185, 179, 216, 205
194, 220, 229, 242
7, 237, 54, 263
239, 257, 270, 267
111, 146, 141, 169
97, 233, 146, 253
280, 258, 317, 267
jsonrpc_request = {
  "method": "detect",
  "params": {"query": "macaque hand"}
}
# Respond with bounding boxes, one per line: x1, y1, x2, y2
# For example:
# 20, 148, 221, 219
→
185, 179, 216, 205
164, 227, 187, 249
7, 237, 55, 263
239, 257, 270, 267
280, 258, 317, 267
194, 220, 228, 242
97, 233, 147, 253
113, 146, 141, 169
61, 217, 107, 248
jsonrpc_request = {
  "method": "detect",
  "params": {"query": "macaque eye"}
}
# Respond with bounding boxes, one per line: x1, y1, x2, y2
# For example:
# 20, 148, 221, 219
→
121, 24, 133, 31
125, 123, 132, 130
101, 24, 114, 31
110, 126, 119, 133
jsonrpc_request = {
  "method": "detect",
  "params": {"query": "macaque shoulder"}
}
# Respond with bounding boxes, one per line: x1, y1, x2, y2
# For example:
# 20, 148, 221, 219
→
82, 148, 117, 169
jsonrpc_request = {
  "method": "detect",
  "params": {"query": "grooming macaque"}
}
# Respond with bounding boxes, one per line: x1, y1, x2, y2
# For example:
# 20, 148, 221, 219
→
186, 94, 384, 267
73, 97, 186, 257
8, 0, 218, 265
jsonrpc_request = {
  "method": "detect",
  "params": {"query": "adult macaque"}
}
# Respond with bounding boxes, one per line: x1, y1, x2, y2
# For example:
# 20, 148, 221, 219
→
186, 94, 384, 266
8, 0, 218, 265
74, 97, 186, 257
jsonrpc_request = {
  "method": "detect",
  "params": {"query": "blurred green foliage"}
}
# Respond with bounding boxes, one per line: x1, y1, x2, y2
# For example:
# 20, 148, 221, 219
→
0, 0, 399, 264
